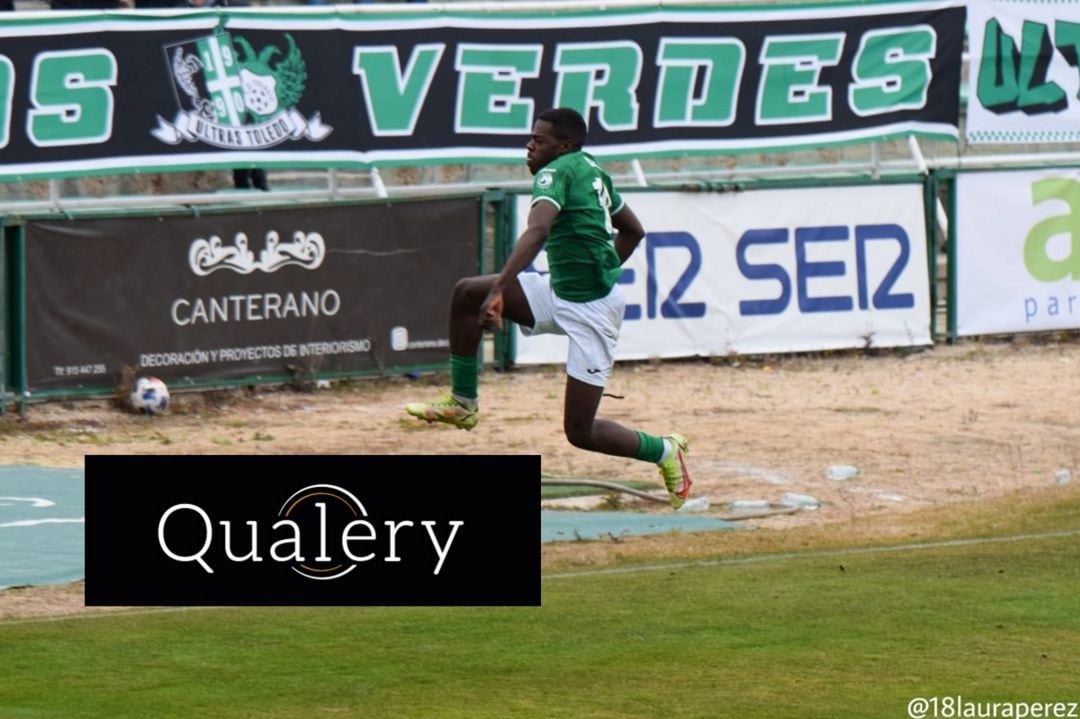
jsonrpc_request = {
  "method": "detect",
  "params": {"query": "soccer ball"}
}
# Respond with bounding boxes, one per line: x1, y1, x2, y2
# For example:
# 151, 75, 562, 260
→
129, 376, 170, 415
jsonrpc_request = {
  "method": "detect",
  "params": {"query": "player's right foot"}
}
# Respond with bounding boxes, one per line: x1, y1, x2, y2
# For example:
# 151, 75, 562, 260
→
404, 394, 479, 431
657, 433, 692, 509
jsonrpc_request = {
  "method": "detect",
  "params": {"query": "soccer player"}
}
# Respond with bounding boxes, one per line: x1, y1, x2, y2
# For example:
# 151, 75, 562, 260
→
405, 107, 693, 509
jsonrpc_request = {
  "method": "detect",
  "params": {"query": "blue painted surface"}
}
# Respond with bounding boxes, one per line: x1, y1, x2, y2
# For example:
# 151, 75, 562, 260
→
0, 465, 84, 589
542, 510, 742, 543
0, 466, 743, 588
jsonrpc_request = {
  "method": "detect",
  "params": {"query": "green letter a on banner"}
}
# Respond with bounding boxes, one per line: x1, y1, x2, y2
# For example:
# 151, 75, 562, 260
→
1025, 178, 1080, 282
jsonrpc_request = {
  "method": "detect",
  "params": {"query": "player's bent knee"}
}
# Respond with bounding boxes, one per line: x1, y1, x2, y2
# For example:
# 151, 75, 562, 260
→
451, 277, 486, 312
563, 423, 596, 451
450, 278, 471, 306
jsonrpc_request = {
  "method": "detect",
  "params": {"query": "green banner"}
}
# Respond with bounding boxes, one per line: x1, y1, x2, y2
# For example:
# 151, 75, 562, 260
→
0, 1, 964, 179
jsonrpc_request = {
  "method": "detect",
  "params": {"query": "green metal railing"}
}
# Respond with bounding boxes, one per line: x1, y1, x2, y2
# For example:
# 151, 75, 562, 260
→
4, 165, 1064, 410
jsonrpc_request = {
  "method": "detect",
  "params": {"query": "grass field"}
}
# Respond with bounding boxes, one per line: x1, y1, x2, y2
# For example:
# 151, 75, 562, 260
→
2, 487, 1078, 719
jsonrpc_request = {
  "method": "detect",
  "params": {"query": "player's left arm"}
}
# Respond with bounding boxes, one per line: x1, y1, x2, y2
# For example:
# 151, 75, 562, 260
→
612, 203, 646, 265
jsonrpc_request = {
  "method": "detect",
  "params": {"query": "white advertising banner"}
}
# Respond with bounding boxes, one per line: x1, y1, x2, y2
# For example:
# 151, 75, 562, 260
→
513, 185, 931, 365
967, 1, 1080, 144
956, 169, 1080, 336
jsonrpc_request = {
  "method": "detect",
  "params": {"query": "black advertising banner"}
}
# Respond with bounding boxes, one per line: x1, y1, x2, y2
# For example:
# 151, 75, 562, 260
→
0, 1, 964, 179
24, 197, 479, 390
85, 455, 541, 606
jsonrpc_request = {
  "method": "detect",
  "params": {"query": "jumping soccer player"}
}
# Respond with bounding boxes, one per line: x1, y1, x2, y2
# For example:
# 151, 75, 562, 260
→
405, 107, 692, 509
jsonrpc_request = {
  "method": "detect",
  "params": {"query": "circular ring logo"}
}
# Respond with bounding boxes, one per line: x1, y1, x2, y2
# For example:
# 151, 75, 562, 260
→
278, 483, 367, 580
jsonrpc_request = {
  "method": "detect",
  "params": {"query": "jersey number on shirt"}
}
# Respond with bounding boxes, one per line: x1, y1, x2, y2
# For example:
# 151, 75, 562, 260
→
592, 177, 615, 236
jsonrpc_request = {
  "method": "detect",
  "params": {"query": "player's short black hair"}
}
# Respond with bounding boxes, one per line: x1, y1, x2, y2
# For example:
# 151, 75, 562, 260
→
537, 108, 587, 150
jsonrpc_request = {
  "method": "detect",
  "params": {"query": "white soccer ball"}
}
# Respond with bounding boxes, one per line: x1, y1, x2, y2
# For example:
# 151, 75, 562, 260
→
130, 376, 170, 416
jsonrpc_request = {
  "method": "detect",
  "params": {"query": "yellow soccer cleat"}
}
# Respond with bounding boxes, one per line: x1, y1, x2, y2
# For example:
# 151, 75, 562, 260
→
404, 394, 479, 431
657, 433, 692, 509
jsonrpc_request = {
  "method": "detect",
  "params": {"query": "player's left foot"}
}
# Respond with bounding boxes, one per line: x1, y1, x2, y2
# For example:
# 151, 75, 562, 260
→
404, 394, 479, 430
657, 433, 692, 509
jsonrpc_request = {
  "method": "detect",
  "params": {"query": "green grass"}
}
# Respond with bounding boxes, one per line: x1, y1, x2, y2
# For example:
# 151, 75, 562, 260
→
2, 496, 1079, 718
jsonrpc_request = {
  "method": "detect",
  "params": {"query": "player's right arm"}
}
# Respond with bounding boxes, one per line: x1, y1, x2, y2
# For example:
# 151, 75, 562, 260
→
612, 204, 646, 264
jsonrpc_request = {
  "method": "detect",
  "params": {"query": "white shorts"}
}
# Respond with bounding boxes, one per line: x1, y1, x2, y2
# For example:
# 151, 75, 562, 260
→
517, 272, 625, 387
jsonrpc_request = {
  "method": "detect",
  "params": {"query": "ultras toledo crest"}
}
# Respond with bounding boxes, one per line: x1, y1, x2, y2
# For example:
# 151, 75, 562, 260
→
152, 32, 332, 149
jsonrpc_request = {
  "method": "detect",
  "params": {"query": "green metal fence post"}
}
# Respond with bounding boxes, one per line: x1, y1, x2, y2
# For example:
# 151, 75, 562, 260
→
924, 171, 940, 341
486, 189, 516, 371
0, 221, 6, 414
501, 191, 517, 371
945, 174, 958, 343
7, 225, 26, 414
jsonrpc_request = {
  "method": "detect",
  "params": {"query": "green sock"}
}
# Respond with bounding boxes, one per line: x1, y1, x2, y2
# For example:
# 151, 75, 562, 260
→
634, 431, 665, 463
450, 354, 478, 403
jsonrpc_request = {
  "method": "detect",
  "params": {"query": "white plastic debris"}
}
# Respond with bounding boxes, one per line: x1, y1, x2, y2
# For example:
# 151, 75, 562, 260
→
826, 465, 860, 481
676, 497, 711, 513
780, 492, 820, 509
728, 499, 770, 510
1054, 469, 1072, 485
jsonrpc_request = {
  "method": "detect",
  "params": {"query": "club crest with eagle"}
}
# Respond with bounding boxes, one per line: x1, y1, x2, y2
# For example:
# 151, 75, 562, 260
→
152, 32, 332, 149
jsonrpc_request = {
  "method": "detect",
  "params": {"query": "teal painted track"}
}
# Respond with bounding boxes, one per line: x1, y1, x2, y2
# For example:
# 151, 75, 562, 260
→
0, 465, 84, 590
542, 510, 742, 542
0, 466, 741, 589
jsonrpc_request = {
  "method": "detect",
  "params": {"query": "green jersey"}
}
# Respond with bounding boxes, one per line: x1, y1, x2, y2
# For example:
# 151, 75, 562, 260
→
531, 150, 624, 302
